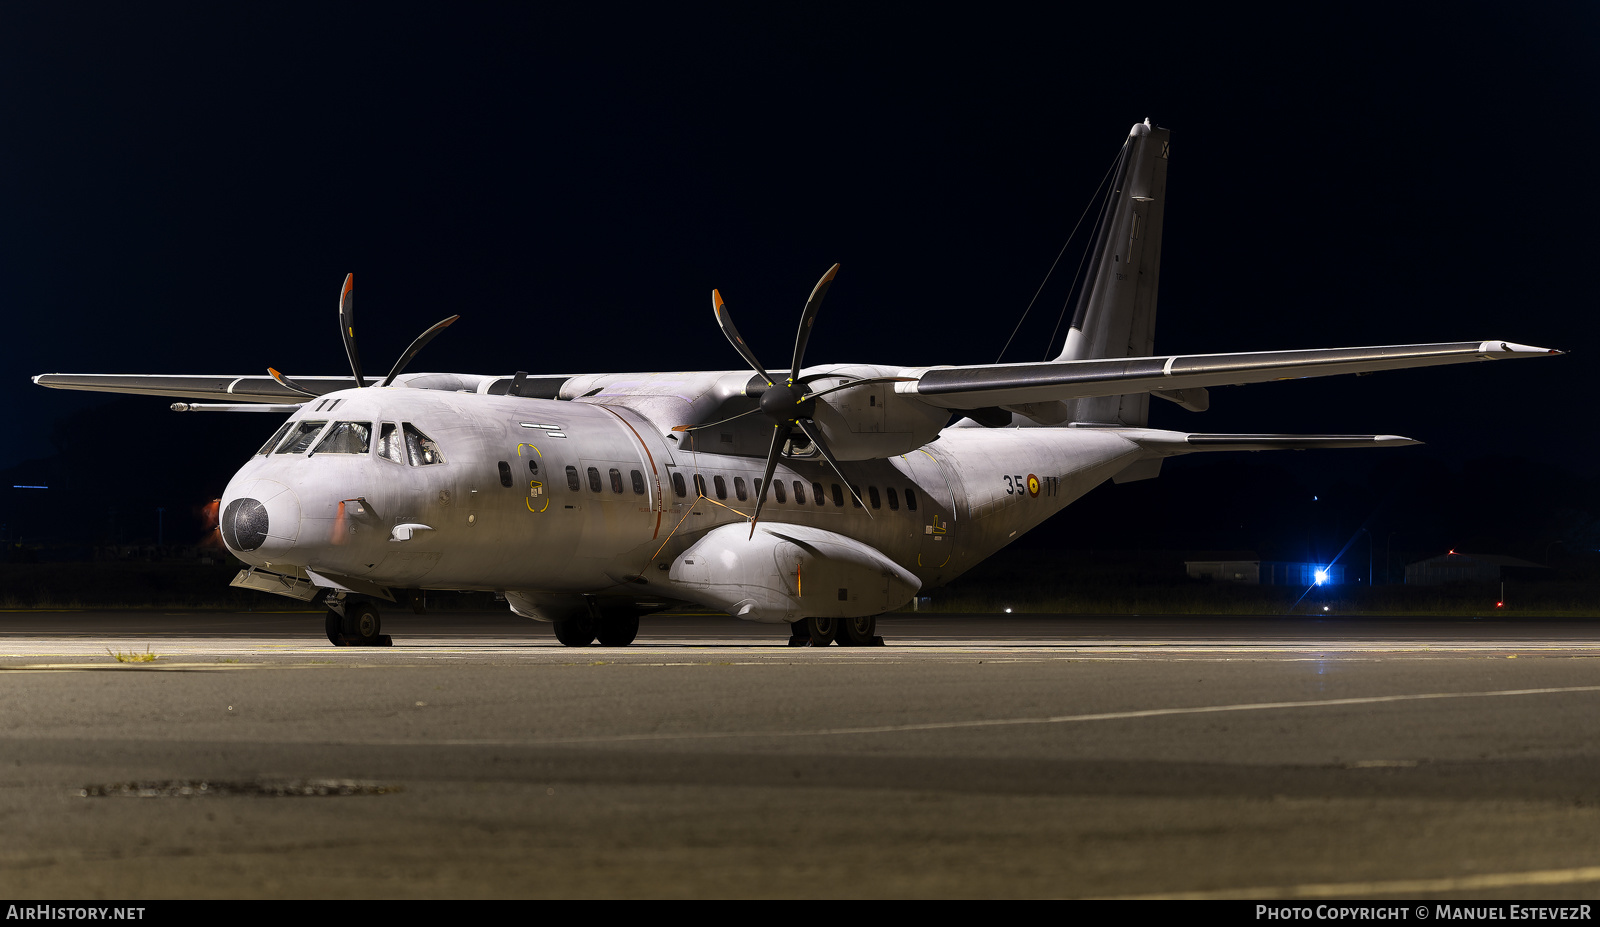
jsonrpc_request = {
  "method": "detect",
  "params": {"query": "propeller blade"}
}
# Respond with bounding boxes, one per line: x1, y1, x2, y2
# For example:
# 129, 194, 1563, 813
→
713, 289, 774, 387
749, 423, 791, 538
378, 315, 460, 388
266, 367, 319, 398
789, 263, 838, 385
795, 418, 871, 516
800, 375, 917, 402
338, 273, 363, 387
672, 406, 762, 433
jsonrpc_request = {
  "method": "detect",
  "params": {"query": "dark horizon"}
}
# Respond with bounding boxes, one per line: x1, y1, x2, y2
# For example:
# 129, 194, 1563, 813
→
4, 5, 1594, 556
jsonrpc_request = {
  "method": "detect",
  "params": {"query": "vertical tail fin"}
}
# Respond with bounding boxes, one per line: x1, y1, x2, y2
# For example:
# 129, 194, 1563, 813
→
1045, 119, 1171, 426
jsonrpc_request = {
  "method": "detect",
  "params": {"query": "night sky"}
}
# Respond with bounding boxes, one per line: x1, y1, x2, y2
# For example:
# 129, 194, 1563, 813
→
3, 4, 1595, 559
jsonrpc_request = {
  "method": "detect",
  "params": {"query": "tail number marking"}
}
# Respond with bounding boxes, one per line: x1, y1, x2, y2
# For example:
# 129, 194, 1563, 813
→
1004, 474, 1058, 498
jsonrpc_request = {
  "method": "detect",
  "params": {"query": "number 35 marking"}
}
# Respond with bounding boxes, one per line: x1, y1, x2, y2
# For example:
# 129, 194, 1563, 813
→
1004, 474, 1044, 498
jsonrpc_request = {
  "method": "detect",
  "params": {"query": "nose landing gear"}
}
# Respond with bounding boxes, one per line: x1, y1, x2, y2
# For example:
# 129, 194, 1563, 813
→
323, 593, 392, 647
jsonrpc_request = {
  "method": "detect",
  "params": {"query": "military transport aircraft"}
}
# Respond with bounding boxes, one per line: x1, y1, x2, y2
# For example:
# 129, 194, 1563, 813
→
34, 119, 1560, 647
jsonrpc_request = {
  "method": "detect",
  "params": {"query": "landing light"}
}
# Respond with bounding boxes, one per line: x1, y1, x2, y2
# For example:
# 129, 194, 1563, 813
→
1004, 608, 1013, 614
1314, 569, 1329, 585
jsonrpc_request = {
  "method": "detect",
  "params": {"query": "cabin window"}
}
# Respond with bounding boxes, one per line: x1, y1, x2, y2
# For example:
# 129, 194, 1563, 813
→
850, 485, 864, 508
792, 481, 806, 504
905, 488, 918, 511
631, 470, 646, 495
498, 461, 514, 487
733, 477, 748, 501
672, 472, 687, 497
868, 486, 881, 509
713, 475, 728, 500
830, 484, 844, 507
694, 474, 708, 498
527, 458, 539, 474
376, 424, 403, 463
312, 422, 373, 455
275, 421, 329, 455
587, 467, 603, 492
811, 482, 825, 506
609, 468, 624, 493
402, 423, 446, 466
773, 479, 786, 503
566, 465, 581, 491
886, 487, 899, 510
256, 421, 294, 456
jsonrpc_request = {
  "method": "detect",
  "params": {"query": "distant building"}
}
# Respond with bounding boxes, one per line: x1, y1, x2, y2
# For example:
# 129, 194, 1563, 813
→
1404, 552, 1547, 585
1184, 552, 1347, 586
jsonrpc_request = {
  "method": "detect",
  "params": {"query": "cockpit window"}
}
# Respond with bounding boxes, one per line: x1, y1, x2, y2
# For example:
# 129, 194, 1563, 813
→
312, 422, 373, 455
256, 421, 295, 456
403, 423, 446, 466
274, 421, 329, 455
376, 423, 404, 464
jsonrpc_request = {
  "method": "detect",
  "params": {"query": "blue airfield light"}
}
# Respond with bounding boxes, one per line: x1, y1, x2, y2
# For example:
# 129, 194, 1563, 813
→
12, 485, 48, 490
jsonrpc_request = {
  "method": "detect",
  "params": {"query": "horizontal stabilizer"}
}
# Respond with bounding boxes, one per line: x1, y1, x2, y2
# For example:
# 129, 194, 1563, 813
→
1181, 433, 1420, 451
1093, 427, 1423, 454
899, 340, 1560, 411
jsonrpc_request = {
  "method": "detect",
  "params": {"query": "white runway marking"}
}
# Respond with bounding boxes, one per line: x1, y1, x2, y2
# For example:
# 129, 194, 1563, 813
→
6, 635, 1600, 660
1124, 864, 1600, 900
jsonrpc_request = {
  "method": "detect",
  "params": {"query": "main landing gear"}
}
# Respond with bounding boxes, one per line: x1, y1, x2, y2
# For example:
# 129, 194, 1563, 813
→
788, 615, 885, 647
553, 606, 640, 647
323, 593, 392, 647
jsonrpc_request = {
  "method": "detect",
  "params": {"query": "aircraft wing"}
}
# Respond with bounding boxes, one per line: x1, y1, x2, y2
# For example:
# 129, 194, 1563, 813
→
30, 373, 367, 402
896, 340, 1560, 410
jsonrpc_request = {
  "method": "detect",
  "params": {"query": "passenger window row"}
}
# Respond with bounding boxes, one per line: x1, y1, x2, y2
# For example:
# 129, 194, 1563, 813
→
564, 465, 648, 496
663, 472, 917, 512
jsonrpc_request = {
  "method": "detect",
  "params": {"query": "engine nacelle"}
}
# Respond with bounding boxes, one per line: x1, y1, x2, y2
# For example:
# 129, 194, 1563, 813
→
804, 378, 947, 460
667, 523, 921, 623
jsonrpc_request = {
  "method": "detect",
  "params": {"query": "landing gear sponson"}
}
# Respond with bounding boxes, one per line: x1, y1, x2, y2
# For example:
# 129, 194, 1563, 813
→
788, 615, 885, 647
323, 591, 392, 647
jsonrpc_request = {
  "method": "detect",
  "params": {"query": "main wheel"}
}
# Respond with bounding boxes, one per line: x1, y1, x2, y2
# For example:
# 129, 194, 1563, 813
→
346, 602, 382, 645
596, 612, 639, 646
787, 621, 810, 646
838, 615, 876, 646
804, 616, 838, 647
325, 610, 346, 646
553, 617, 597, 646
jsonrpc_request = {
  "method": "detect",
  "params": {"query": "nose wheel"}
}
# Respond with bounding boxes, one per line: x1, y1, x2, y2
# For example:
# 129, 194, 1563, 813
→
324, 595, 392, 647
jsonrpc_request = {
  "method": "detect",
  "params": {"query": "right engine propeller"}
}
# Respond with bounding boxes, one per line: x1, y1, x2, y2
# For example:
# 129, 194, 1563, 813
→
699, 264, 911, 537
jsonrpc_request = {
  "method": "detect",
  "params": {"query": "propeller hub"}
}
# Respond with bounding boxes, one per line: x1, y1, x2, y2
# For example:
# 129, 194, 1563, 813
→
759, 384, 809, 423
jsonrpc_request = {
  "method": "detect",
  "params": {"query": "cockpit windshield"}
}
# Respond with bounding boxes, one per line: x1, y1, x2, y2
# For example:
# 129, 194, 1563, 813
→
256, 421, 295, 456
274, 421, 329, 455
312, 422, 373, 455
403, 423, 446, 466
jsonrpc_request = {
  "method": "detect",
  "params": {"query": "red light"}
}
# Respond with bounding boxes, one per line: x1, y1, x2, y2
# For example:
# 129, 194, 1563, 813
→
1496, 601, 1504, 608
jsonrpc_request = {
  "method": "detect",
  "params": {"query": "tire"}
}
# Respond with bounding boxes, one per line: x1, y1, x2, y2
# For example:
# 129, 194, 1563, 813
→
346, 602, 382, 645
805, 616, 838, 647
325, 610, 346, 646
787, 621, 810, 646
838, 614, 876, 646
553, 617, 597, 647
596, 612, 639, 647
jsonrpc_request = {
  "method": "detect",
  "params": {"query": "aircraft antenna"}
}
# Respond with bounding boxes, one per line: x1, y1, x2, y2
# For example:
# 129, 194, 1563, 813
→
994, 140, 1126, 364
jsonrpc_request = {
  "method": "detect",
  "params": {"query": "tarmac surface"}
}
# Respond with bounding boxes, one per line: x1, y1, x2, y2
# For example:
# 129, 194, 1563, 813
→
4, 609, 1600, 899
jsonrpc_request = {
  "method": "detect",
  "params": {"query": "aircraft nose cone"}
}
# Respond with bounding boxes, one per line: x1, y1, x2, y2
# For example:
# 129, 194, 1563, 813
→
220, 498, 269, 551
218, 479, 301, 561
